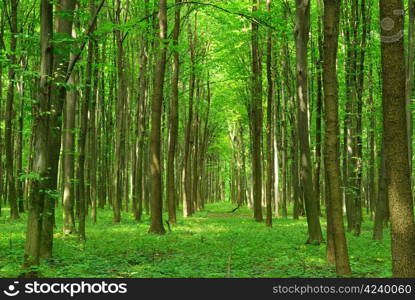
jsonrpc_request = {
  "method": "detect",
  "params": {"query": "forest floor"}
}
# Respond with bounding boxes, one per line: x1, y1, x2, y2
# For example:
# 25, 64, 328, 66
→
0, 202, 391, 278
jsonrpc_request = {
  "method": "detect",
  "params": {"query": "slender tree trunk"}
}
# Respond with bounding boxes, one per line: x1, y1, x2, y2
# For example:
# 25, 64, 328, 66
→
182, 18, 197, 217
63, 52, 77, 235
113, 0, 127, 223
323, 0, 352, 276
373, 136, 387, 240
352, 0, 369, 237
77, 41, 93, 241
342, 2, 356, 232
22, 0, 53, 276
148, 0, 167, 234
281, 91, 288, 218
61, 0, 77, 236
89, 28, 99, 224
315, 8, 323, 218
265, 0, 273, 227
167, 0, 181, 224
16, 76, 24, 213
251, 0, 263, 222
5, 0, 19, 220
133, 0, 149, 223
77, 0, 98, 240
273, 86, 280, 217
295, 0, 323, 244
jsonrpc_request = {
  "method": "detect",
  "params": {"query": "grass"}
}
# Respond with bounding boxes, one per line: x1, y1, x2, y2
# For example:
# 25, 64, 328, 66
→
0, 202, 391, 278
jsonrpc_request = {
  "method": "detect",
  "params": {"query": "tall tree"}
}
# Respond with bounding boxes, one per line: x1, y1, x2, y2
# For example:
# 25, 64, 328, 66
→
113, 0, 127, 223
323, 0, 352, 276
5, 0, 19, 220
182, 16, 197, 217
380, 0, 415, 277
22, 0, 53, 276
148, 0, 167, 234
295, 0, 323, 244
132, 0, 150, 223
167, 0, 181, 225
61, 0, 77, 235
251, 0, 263, 222
265, 0, 273, 227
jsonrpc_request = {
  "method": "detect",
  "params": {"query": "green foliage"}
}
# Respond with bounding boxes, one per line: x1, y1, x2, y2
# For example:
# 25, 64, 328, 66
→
0, 202, 391, 278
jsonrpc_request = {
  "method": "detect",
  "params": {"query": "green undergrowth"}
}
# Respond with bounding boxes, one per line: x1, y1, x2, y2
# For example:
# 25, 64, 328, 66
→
0, 202, 391, 278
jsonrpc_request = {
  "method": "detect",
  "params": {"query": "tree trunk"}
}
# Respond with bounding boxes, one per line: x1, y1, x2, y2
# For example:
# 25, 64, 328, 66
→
182, 22, 196, 218
315, 8, 323, 218
251, 0, 263, 222
63, 52, 77, 235
265, 0, 273, 227
40, 0, 77, 258
113, 0, 127, 223
373, 136, 387, 240
60, 0, 77, 236
148, 0, 167, 234
167, 0, 181, 224
5, 0, 19, 220
380, 0, 415, 277
89, 28, 99, 224
323, 0, 352, 276
295, 0, 323, 244
22, 0, 53, 276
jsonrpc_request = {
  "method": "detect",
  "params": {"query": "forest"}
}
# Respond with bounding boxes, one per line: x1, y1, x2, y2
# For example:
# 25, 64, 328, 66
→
0, 0, 414, 279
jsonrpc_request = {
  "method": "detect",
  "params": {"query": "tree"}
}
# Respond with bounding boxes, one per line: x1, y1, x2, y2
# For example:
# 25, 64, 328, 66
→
61, 0, 77, 236
113, 0, 126, 224
22, 0, 53, 276
380, 0, 415, 277
5, 0, 19, 220
251, 0, 263, 222
148, 0, 168, 234
166, 0, 181, 225
323, 0, 351, 276
265, 0, 273, 227
132, 0, 150, 223
295, 0, 323, 244
182, 15, 197, 218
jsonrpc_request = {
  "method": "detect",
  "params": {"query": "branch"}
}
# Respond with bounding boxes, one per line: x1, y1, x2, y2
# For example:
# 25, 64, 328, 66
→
121, 0, 276, 42
64, 0, 105, 83
177, 1, 276, 30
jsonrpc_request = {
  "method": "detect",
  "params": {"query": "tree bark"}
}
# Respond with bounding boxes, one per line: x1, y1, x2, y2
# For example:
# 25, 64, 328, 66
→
148, 0, 168, 234
182, 17, 196, 217
380, 0, 415, 277
265, 0, 273, 227
406, 0, 414, 182
113, 0, 127, 223
63, 52, 77, 235
323, 0, 352, 276
22, 0, 53, 276
5, 0, 19, 220
295, 0, 323, 244
251, 0, 263, 222
167, 0, 181, 224
60, 0, 77, 236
